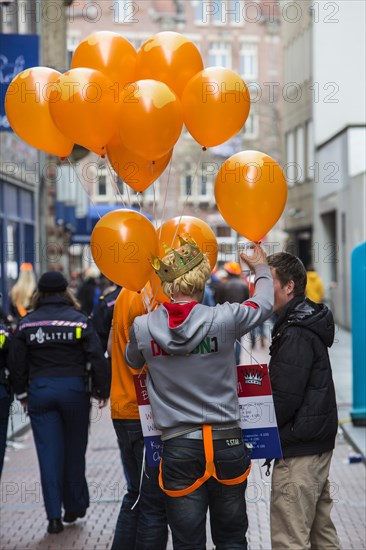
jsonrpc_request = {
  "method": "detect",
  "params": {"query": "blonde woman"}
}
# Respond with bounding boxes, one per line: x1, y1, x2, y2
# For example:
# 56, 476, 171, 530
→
9, 263, 36, 320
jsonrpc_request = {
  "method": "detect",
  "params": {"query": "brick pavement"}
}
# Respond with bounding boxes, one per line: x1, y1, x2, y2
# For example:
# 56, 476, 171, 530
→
1, 402, 365, 550
1, 335, 365, 550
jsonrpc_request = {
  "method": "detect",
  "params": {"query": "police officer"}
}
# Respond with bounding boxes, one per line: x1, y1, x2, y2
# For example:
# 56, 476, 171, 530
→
92, 285, 121, 353
9, 272, 111, 535
0, 307, 12, 478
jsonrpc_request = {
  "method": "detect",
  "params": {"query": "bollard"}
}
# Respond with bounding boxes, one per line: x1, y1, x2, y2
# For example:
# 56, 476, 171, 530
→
350, 241, 366, 426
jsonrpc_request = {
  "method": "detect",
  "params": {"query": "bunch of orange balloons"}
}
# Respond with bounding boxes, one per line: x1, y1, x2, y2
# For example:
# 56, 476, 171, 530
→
5, 29, 288, 288
5, 30, 251, 193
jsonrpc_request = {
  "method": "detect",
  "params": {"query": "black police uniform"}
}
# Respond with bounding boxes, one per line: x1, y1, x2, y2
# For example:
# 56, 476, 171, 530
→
92, 286, 121, 353
0, 319, 11, 478
9, 295, 111, 522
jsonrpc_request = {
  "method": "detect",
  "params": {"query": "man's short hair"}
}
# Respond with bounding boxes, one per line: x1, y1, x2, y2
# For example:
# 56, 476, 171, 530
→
267, 252, 307, 296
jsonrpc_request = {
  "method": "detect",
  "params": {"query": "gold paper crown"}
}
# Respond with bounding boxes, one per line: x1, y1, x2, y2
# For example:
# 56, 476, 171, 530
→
151, 235, 204, 283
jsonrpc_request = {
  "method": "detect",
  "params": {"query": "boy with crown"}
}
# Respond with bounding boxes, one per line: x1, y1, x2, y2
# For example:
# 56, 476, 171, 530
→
125, 236, 274, 550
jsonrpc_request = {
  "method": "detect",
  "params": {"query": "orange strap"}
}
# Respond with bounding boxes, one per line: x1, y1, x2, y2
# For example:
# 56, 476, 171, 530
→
159, 425, 251, 498
16, 302, 27, 317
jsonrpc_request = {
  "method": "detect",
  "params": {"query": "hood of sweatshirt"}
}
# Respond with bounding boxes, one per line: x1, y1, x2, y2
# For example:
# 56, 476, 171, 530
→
147, 302, 215, 355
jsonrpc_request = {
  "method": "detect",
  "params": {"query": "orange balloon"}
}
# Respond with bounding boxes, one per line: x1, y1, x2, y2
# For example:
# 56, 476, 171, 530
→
90, 209, 159, 291
107, 137, 172, 192
49, 68, 119, 155
5, 67, 73, 157
136, 32, 203, 99
158, 216, 218, 270
182, 67, 250, 148
118, 80, 183, 161
215, 151, 288, 241
150, 216, 218, 302
71, 31, 137, 89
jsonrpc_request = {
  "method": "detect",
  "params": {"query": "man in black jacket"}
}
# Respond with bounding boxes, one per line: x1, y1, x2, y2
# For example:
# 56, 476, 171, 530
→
267, 253, 340, 550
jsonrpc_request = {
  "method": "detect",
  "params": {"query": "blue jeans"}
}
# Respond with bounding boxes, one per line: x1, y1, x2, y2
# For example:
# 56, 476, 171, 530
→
161, 437, 249, 550
111, 419, 168, 550
0, 384, 10, 478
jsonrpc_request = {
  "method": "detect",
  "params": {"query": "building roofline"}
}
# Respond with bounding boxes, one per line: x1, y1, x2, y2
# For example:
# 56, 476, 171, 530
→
316, 124, 366, 150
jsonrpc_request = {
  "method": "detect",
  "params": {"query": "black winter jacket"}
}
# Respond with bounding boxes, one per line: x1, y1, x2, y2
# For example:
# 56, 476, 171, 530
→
10, 296, 111, 399
92, 286, 121, 352
269, 296, 338, 457
215, 276, 249, 304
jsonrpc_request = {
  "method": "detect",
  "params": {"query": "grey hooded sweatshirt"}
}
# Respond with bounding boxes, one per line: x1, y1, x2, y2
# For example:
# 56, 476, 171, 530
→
125, 264, 273, 440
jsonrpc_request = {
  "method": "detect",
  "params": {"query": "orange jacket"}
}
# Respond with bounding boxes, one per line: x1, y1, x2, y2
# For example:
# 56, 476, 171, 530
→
110, 288, 147, 419
110, 286, 158, 419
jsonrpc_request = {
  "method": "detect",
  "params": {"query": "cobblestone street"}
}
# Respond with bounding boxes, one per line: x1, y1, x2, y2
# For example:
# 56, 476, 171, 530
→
1, 330, 365, 549
1, 398, 365, 549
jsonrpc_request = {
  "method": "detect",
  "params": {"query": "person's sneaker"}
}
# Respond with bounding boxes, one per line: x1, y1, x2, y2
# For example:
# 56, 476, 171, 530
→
47, 519, 64, 534
63, 509, 86, 523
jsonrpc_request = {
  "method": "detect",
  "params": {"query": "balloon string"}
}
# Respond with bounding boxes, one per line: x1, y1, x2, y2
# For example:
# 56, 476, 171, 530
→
158, 151, 174, 241
66, 157, 101, 219
106, 164, 119, 204
141, 286, 149, 311
125, 183, 132, 208
152, 181, 158, 229
151, 181, 160, 304
237, 338, 262, 367
151, 152, 175, 306
104, 157, 126, 207
149, 158, 160, 228
171, 148, 204, 247
136, 192, 142, 211
141, 285, 153, 313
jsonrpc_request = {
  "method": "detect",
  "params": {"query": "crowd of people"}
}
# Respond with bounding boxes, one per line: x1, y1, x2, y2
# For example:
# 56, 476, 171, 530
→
0, 248, 339, 549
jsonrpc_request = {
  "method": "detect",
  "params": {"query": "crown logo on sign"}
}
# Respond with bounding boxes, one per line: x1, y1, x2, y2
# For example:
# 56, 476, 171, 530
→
243, 368, 266, 386
151, 235, 204, 283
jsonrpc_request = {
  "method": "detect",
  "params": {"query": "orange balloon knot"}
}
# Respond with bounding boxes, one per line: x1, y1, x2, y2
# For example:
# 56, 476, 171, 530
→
101, 154, 106, 159
152, 160, 156, 165
60, 156, 66, 161
202, 146, 207, 152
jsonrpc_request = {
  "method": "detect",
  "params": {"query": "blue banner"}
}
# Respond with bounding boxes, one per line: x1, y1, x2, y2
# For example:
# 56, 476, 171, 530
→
0, 33, 39, 131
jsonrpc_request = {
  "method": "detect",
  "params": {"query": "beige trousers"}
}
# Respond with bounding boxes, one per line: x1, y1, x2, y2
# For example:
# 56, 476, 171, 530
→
270, 451, 340, 550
